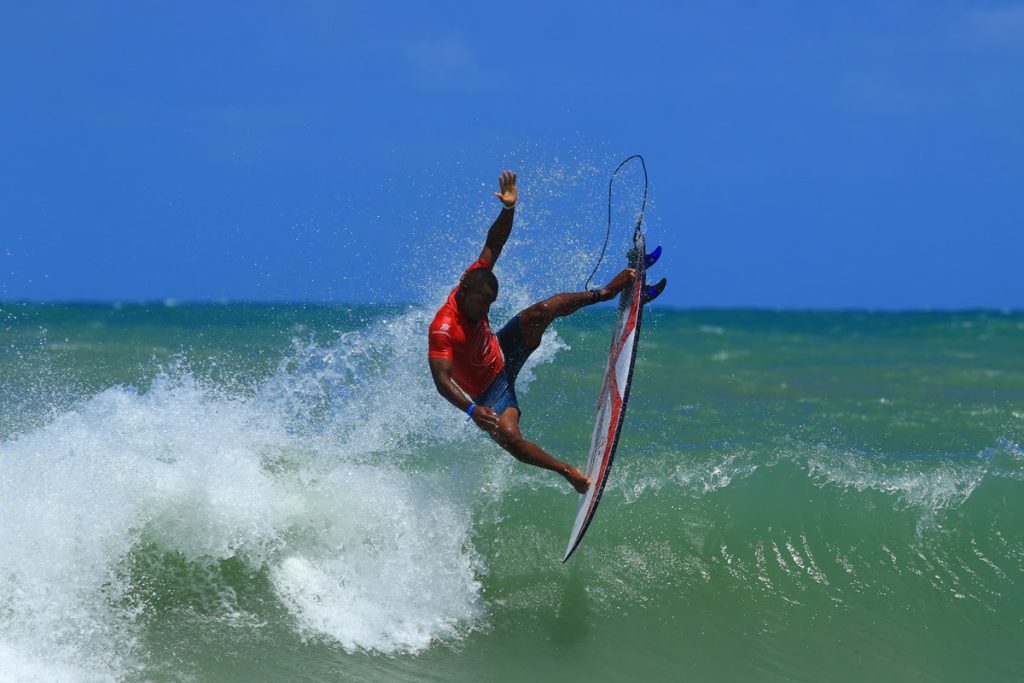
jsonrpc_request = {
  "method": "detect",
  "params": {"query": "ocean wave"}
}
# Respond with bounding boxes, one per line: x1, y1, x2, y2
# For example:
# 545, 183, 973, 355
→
0, 307, 527, 679
806, 443, 991, 513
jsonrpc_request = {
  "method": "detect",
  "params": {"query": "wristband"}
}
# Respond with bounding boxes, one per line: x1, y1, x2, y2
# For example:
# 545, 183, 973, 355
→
466, 402, 477, 419
501, 203, 515, 211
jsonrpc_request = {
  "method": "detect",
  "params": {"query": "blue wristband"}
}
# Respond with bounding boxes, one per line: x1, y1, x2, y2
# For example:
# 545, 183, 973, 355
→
466, 402, 477, 419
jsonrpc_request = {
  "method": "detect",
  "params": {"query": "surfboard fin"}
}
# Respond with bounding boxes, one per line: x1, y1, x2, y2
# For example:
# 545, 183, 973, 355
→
644, 245, 662, 268
642, 277, 667, 304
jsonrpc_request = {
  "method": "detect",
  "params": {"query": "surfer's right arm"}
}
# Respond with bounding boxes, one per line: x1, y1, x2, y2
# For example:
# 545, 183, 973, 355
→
478, 170, 517, 266
428, 357, 500, 431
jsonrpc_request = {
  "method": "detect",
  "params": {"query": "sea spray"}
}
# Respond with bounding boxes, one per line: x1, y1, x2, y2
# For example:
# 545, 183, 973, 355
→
0, 283, 583, 680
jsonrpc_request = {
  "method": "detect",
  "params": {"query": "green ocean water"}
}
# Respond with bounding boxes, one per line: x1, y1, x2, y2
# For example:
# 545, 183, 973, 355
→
2, 302, 1023, 682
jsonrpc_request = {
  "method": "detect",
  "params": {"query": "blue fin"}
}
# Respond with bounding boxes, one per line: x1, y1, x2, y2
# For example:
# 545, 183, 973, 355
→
642, 277, 667, 305
644, 245, 662, 269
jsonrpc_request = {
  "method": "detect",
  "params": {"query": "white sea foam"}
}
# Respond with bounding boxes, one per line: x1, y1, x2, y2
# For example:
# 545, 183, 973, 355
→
619, 450, 760, 503
0, 301, 571, 680
269, 467, 482, 653
806, 445, 988, 513
0, 641, 105, 683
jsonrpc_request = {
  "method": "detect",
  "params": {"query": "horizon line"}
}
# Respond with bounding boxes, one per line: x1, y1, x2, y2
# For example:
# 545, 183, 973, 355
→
2, 299, 1021, 315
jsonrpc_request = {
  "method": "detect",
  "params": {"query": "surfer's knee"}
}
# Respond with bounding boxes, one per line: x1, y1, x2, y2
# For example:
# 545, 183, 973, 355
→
517, 303, 553, 349
494, 423, 520, 446
491, 424, 527, 456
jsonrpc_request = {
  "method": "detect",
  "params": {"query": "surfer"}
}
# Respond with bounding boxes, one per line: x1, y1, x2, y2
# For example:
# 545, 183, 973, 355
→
428, 170, 635, 494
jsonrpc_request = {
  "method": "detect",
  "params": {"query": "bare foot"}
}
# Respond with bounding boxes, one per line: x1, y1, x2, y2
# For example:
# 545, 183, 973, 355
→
566, 467, 591, 494
598, 268, 636, 302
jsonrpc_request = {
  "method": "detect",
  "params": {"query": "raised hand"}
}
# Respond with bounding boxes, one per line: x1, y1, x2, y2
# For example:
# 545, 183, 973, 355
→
493, 170, 517, 208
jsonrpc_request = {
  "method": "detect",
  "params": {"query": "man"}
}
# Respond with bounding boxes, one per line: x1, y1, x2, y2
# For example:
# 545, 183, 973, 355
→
427, 170, 635, 493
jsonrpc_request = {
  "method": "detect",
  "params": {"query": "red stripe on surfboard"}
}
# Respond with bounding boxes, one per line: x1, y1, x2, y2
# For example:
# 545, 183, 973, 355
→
579, 277, 642, 524
582, 392, 623, 522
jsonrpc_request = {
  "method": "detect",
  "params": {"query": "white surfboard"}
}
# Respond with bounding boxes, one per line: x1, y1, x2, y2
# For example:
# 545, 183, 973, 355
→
563, 232, 663, 562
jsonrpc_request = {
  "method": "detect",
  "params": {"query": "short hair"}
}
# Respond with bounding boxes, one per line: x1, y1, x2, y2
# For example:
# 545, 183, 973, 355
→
460, 267, 498, 295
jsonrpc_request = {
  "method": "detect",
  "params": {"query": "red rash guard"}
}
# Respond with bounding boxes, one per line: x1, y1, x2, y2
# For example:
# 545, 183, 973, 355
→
428, 258, 505, 398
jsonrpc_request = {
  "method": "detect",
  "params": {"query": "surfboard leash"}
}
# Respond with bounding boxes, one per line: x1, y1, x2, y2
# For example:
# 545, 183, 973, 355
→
584, 154, 649, 292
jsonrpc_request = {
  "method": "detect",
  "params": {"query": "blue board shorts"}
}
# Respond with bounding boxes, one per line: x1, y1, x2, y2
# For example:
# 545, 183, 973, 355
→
474, 315, 534, 417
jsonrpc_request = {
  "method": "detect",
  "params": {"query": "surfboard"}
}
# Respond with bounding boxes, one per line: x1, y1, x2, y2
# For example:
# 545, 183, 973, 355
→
563, 232, 665, 562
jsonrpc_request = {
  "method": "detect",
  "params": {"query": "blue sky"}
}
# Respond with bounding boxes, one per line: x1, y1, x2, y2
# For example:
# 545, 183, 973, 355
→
2, 1, 1021, 309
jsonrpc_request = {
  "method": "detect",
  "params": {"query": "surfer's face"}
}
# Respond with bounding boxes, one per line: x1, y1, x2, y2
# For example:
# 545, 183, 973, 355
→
458, 283, 497, 323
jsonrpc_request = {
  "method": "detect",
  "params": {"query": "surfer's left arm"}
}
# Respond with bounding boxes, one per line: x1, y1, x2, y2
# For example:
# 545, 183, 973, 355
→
428, 356, 499, 431
478, 170, 517, 266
